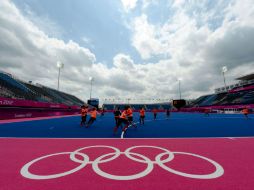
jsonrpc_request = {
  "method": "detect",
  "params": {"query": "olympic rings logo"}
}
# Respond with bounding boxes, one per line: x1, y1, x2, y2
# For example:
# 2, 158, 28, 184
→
20, 145, 224, 181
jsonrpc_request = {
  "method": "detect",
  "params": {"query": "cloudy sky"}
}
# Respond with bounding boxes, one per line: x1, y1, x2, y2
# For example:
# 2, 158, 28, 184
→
0, 0, 254, 103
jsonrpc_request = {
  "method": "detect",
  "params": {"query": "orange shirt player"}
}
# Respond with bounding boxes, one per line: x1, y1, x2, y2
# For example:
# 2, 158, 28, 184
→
152, 108, 158, 120
86, 108, 99, 127
80, 105, 88, 127
114, 106, 129, 134
139, 107, 145, 125
127, 106, 136, 127
204, 108, 210, 116
242, 108, 249, 119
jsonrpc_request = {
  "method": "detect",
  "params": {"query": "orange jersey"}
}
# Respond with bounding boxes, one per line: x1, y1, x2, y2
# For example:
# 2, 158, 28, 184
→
81, 108, 88, 116
120, 110, 128, 119
90, 110, 97, 118
140, 109, 145, 116
242, 109, 249, 114
152, 109, 157, 113
127, 108, 133, 117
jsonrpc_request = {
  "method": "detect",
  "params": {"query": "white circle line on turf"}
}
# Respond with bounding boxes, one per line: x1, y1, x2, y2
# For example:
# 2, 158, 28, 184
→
156, 151, 224, 179
92, 151, 154, 180
20, 152, 89, 179
20, 145, 224, 180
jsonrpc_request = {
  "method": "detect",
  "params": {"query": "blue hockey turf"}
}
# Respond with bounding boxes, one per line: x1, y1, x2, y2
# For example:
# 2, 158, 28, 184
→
0, 112, 254, 138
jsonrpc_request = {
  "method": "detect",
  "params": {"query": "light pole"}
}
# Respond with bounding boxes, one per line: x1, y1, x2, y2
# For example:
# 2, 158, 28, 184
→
57, 61, 64, 91
178, 78, 182, 99
222, 66, 228, 90
89, 77, 94, 100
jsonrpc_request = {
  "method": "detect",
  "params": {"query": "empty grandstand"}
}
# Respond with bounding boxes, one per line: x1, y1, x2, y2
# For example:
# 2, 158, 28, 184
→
187, 73, 254, 112
0, 71, 84, 119
0, 71, 84, 106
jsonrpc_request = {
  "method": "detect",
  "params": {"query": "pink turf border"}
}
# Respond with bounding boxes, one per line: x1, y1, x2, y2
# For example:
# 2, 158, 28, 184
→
1, 137, 254, 190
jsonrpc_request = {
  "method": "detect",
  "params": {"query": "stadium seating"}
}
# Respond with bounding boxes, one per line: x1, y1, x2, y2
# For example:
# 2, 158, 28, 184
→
0, 85, 14, 98
0, 75, 36, 100
210, 93, 227, 105
0, 71, 84, 106
190, 95, 212, 107
22, 82, 56, 103
0, 73, 29, 92
241, 91, 254, 104
191, 88, 254, 107
198, 94, 218, 106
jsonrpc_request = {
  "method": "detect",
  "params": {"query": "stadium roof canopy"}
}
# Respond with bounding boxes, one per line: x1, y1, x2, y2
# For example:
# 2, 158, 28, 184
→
236, 73, 254, 81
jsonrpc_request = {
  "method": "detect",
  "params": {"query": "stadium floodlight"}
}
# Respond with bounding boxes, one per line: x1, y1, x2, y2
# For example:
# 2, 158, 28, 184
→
222, 66, 228, 73
57, 61, 64, 91
222, 66, 228, 90
89, 77, 94, 99
178, 78, 182, 99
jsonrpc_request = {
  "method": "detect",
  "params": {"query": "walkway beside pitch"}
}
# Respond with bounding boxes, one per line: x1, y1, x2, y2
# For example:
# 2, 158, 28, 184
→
0, 137, 254, 190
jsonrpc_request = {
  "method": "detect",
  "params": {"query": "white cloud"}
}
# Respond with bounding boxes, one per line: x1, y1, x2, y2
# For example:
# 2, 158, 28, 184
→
121, 0, 138, 12
131, 14, 167, 59
1, 0, 254, 104
113, 54, 135, 70
0, 1, 166, 101
224, 0, 254, 26
0, 0, 96, 100
141, 0, 158, 9
172, 0, 186, 8
128, 0, 254, 98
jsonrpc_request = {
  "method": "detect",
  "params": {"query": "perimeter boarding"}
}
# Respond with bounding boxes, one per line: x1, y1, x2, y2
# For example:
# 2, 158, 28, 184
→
203, 107, 251, 118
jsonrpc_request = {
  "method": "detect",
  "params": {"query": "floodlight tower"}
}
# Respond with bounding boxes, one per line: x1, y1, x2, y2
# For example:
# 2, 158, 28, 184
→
222, 66, 228, 90
57, 61, 64, 91
89, 76, 94, 99
178, 78, 182, 99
